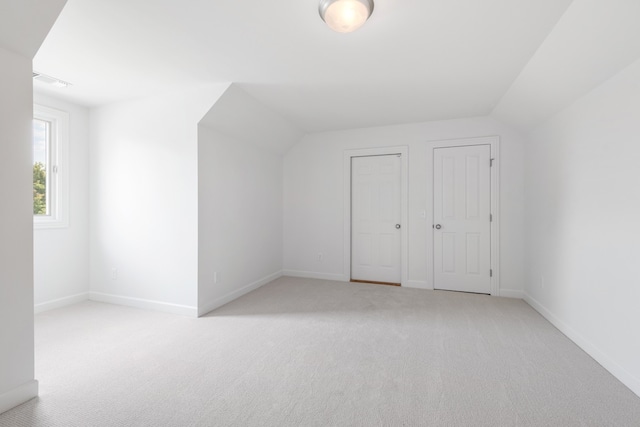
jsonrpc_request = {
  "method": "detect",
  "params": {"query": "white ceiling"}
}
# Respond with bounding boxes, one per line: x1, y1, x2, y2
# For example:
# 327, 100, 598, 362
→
493, 0, 640, 130
33, 0, 578, 132
200, 84, 305, 153
0, 0, 66, 58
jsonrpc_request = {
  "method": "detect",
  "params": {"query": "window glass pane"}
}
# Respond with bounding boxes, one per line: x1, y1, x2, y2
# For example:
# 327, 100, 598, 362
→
33, 119, 49, 215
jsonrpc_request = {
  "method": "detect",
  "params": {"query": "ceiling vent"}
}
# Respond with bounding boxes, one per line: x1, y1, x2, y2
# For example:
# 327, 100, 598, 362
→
33, 72, 72, 88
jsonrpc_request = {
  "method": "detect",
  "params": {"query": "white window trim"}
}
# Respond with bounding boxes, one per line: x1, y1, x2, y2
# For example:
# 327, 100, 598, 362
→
34, 104, 69, 229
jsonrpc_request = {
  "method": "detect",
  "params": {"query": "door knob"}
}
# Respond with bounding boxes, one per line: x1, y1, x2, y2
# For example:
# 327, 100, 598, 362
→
395, 224, 401, 229
434, 224, 442, 230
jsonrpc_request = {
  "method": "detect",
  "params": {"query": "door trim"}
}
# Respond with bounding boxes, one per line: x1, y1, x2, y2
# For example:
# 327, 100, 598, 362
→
343, 147, 409, 286
426, 136, 500, 296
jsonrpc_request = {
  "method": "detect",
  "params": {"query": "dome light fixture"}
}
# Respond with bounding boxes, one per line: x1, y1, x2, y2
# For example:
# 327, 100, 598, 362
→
319, 0, 374, 33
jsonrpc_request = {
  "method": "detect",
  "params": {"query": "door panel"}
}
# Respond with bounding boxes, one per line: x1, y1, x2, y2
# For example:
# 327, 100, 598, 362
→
352, 155, 401, 284
442, 232, 456, 273
466, 233, 481, 274
433, 145, 491, 294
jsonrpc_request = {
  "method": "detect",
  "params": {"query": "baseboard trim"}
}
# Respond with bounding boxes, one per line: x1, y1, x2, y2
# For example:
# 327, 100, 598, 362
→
89, 292, 198, 318
282, 270, 347, 282
0, 380, 38, 415
34, 292, 90, 314
404, 280, 431, 289
499, 289, 524, 299
198, 271, 282, 317
524, 293, 640, 398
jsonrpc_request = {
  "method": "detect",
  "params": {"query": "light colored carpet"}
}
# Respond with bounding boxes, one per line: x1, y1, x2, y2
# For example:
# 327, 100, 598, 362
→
1, 276, 639, 426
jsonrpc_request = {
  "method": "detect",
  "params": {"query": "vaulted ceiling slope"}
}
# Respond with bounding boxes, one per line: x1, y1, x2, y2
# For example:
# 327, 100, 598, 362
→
492, 0, 640, 131
0, 0, 66, 58
200, 84, 305, 154
32, 0, 637, 134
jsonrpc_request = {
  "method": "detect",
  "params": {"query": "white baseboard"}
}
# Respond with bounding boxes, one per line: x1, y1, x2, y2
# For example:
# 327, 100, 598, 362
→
404, 280, 431, 289
0, 380, 38, 415
198, 271, 282, 317
524, 293, 640, 398
498, 289, 524, 299
34, 292, 90, 314
89, 292, 198, 318
282, 270, 347, 282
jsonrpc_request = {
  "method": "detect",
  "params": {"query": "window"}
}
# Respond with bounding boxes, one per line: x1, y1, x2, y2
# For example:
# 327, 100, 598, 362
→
33, 104, 69, 228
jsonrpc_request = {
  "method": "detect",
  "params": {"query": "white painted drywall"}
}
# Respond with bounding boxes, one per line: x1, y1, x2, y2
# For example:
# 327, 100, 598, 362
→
89, 85, 228, 316
525, 57, 640, 396
0, 0, 66, 411
492, 0, 640, 131
283, 116, 525, 296
198, 126, 283, 315
33, 93, 90, 312
199, 84, 303, 154
0, 0, 67, 58
0, 45, 38, 414
197, 85, 301, 315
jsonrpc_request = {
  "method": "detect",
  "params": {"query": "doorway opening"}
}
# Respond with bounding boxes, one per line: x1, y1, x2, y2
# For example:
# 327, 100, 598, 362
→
426, 136, 500, 295
343, 147, 409, 286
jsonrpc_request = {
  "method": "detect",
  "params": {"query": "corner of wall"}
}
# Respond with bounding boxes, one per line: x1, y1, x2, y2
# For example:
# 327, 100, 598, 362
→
0, 380, 38, 415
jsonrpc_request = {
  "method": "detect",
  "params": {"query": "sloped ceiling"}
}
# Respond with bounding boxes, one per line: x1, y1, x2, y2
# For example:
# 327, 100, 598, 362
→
33, 0, 573, 133
0, 0, 67, 58
199, 84, 304, 154
491, 0, 640, 131
30, 0, 640, 134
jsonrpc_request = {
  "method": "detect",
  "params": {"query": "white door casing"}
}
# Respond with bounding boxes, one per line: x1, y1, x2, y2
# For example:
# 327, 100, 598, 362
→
343, 146, 408, 286
351, 155, 402, 284
433, 144, 492, 294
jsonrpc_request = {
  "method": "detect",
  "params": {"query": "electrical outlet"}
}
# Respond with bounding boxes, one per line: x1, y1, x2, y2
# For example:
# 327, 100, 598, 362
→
317, 253, 323, 263
111, 268, 118, 281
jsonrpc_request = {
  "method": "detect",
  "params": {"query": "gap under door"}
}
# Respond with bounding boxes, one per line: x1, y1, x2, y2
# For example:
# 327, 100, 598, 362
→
351, 154, 402, 285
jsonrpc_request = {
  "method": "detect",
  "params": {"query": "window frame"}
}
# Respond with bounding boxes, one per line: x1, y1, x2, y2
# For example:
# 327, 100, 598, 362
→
33, 104, 69, 229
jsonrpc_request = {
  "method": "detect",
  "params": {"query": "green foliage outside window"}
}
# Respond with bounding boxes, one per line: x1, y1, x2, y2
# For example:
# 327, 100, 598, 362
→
33, 162, 46, 215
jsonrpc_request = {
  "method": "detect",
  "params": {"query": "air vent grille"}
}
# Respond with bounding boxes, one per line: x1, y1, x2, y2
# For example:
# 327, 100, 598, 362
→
33, 71, 72, 88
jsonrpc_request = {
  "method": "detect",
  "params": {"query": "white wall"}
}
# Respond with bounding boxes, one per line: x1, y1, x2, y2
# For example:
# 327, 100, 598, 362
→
89, 85, 227, 317
0, 0, 66, 413
197, 85, 301, 315
283, 116, 525, 296
492, 0, 640, 131
198, 127, 283, 315
525, 57, 640, 396
201, 84, 303, 154
0, 46, 38, 414
33, 93, 90, 312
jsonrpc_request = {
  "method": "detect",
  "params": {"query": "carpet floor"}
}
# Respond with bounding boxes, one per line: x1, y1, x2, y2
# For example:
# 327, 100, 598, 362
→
1, 276, 639, 426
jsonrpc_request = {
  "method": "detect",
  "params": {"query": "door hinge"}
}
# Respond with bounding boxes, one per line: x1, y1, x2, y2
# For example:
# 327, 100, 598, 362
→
490, 269, 493, 277
490, 158, 494, 167
490, 213, 493, 222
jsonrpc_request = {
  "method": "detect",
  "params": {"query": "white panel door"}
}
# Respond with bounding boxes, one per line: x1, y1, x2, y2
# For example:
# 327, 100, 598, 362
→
351, 155, 401, 284
433, 145, 491, 294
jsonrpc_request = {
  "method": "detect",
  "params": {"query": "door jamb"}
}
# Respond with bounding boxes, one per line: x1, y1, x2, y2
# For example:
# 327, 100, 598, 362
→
343, 146, 409, 286
426, 136, 500, 296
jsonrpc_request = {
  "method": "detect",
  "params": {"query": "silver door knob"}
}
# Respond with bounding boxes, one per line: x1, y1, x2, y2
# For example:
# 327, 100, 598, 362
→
435, 224, 442, 230
395, 224, 401, 229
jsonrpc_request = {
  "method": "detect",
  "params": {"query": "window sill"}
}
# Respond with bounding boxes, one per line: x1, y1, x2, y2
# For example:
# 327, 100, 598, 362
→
34, 216, 69, 230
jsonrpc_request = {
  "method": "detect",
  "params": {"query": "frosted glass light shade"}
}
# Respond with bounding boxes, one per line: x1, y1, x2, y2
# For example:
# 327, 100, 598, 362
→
319, 0, 374, 33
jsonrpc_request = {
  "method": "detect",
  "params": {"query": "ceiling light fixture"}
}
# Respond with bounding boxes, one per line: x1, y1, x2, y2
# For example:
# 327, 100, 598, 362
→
319, 0, 374, 33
